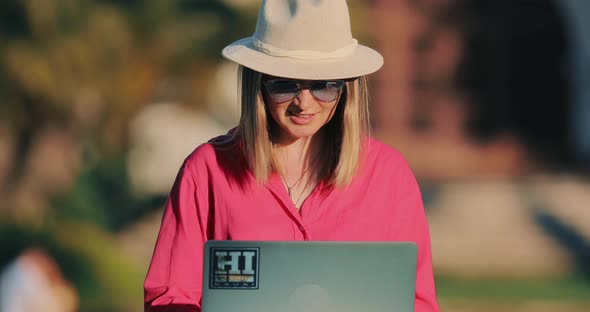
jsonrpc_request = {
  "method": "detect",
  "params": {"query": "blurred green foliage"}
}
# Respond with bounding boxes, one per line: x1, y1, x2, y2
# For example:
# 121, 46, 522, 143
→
0, 0, 256, 310
0, 0, 255, 154
51, 157, 166, 231
436, 275, 590, 302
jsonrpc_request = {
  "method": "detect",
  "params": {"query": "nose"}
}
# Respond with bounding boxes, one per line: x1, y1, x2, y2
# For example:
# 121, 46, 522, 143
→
293, 89, 316, 111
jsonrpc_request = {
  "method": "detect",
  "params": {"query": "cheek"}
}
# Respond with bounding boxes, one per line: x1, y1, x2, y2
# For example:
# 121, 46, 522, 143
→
267, 105, 283, 124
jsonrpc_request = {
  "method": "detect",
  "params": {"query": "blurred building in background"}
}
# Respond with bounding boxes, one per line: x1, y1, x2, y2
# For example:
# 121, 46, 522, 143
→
370, 1, 590, 310
373, 0, 583, 178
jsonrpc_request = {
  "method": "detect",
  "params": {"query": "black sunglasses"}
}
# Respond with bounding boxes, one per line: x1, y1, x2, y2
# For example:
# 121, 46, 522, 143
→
262, 79, 346, 103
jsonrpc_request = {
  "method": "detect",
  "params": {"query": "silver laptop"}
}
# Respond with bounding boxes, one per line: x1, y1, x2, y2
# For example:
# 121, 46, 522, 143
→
201, 241, 417, 312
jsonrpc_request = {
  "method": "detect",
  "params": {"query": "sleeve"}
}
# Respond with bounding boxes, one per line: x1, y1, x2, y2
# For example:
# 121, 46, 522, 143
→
144, 158, 211, 312
395, 162, 440, 312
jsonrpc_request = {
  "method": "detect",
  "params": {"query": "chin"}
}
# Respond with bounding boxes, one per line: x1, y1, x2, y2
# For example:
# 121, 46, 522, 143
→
286, 127, 320, 140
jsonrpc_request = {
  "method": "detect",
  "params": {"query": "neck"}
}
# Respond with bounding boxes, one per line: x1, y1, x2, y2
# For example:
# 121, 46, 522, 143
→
275, 133, 322, 175
275, 139, 316, 208
274, 134, 325, 208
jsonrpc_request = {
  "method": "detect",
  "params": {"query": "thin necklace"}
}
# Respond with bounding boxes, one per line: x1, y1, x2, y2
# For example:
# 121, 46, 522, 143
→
293, 176, 314, 208
280, 167, 311, 199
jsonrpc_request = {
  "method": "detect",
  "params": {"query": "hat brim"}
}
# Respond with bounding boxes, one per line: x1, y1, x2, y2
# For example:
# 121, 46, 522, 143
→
222, 37, 384, 80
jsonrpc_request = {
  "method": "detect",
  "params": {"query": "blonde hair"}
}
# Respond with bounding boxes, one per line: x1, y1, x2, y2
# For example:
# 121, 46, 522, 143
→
231, 65, 370, 187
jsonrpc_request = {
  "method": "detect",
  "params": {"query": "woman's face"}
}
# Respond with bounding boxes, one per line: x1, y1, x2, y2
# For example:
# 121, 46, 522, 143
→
262, 77, 344, 144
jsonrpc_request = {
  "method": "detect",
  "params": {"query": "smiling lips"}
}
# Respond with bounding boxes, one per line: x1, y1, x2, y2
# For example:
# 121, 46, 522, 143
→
288, 111, 316, 125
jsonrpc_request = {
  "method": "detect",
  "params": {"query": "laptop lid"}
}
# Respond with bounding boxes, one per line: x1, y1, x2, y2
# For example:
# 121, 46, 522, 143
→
202, 241, 417, 312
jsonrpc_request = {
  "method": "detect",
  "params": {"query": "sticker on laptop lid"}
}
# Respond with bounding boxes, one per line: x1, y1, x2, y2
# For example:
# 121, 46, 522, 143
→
209, 247, 259, 289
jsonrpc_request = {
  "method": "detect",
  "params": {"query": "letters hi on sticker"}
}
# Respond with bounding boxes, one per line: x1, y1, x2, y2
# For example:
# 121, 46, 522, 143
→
210, 247, 259, 289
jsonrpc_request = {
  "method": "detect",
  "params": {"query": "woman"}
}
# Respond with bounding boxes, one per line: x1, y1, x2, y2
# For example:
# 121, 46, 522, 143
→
144, 1, 439, 311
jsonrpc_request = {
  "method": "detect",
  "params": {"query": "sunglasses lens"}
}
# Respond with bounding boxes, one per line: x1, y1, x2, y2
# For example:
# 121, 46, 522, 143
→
311, 81, 345, 102
265, 80, 299, 103
264, 79, 345, 103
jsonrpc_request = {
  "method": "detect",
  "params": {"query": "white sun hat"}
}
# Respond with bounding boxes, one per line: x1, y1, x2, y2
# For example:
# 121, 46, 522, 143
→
222, 0, 384, 80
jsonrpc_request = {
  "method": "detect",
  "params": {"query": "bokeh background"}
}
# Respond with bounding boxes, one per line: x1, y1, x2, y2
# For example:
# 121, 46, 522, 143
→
0, 0, 589, 311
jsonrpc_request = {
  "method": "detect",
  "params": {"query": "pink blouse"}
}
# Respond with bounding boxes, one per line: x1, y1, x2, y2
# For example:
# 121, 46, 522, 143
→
144, 137, 440, 312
